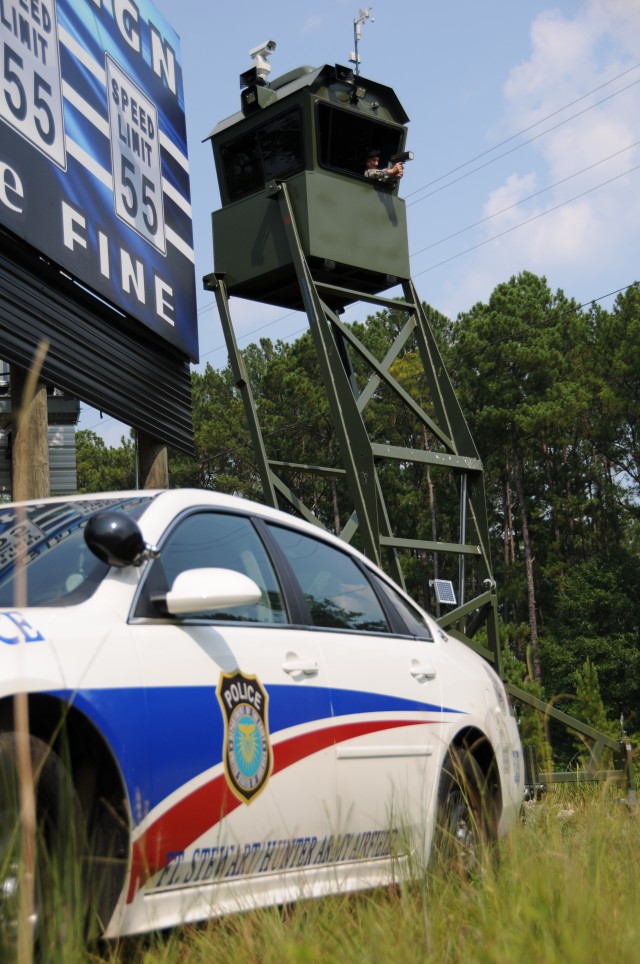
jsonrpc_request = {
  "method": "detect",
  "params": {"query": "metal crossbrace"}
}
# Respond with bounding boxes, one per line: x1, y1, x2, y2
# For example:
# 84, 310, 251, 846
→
509, 683, 637, 806
207, 181, 635, 799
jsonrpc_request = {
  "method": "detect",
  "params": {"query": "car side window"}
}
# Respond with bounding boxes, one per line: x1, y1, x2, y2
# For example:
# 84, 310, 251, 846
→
267, 524, 390, 633
371, 574, 434, 640
141, 512, 287, 623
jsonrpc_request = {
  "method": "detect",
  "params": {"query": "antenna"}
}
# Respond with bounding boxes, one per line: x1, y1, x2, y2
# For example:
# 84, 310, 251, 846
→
350, 8, 374, 76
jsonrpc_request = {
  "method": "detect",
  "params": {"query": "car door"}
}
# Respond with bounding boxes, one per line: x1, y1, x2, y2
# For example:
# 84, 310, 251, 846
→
263, 523, 444, 876
125, 508, 335, 916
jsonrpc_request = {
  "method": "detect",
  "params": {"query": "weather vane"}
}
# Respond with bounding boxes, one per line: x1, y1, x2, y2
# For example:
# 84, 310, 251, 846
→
350, 8, 374, 75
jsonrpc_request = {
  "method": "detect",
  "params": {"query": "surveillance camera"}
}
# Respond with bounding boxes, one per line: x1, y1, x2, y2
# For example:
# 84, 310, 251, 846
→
249, 40, 276, 59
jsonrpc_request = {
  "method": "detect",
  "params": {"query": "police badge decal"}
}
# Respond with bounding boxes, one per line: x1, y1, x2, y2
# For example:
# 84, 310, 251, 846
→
217, 670, 273, 804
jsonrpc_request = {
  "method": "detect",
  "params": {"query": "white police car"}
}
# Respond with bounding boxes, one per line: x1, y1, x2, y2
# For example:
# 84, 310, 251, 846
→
0, 489, 523, 940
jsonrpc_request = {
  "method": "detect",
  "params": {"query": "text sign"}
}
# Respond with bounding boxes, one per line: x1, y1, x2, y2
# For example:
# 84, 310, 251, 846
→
0, 0, 66, 168
107, 55, 165, 253
0, 0, 198, 360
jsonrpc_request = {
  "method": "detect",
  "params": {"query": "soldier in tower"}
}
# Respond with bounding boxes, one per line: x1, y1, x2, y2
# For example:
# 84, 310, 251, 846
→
363, 148, 404, 184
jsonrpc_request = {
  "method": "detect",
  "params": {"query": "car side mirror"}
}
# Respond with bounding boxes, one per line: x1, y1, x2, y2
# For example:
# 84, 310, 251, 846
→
157, 568, 263, 616
84, 511, 148, 567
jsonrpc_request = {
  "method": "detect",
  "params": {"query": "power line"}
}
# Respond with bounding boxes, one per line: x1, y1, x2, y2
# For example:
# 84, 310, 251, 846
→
198, 311, 301, 361
78, 408, 117, 434
186, 62, 640, 368
405, 63, 640, 203
72, 62, 640, 457
195, 146, 637, 368
174, 282, 637, 476
81, 71, 640, 443
198, 149, 637, 349
187, 67, 640, 363
408, 77, 640, 209
81, 158, 639, 442
412, 140, 640, 255
413, 162, 640, 277
449, 283, 635, 371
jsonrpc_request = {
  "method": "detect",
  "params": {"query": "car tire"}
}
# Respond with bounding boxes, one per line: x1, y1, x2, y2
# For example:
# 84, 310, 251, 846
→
0, 732, 89, 955
432, 744, 496, 875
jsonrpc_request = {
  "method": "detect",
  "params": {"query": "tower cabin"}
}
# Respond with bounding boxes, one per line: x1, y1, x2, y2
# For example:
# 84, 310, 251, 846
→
207, 60, 411, 311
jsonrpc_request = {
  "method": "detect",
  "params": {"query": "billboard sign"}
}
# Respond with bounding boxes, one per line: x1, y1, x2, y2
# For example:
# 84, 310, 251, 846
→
0, 0, 198, 360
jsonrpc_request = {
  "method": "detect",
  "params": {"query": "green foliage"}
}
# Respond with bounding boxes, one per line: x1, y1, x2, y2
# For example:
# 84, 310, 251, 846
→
168, 361, 262, 498
500, 626, 552, 772
571, 657, 619, 769
451, 272, 640, 721
590, 283, 640, 490
539, 554, 640, 735
75, 430, 135, 493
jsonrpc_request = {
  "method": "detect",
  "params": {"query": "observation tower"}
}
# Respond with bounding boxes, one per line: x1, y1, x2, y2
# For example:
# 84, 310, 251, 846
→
204, 43, 500, 663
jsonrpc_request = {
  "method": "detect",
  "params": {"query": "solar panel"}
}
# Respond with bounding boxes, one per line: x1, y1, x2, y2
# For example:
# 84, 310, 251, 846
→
431, 579, 457, 606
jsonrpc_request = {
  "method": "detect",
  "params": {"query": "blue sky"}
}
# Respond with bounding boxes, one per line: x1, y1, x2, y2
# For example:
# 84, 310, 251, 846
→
79, 0, 640, 443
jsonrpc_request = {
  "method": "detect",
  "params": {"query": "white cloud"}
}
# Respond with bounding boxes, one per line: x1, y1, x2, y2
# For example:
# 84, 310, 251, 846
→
505, 10, 594, 111
438, 262, 513, 321
301, 14, 324, 33
468, 0, 640, 309
587, 0, 640, 48
523, 200, 597, 263
505, 0, 640, 117
541, 116, 637, 179
483, 172, 538, 225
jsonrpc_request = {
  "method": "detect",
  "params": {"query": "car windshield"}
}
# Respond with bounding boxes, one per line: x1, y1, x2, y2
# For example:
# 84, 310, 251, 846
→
0, 497, 151, 608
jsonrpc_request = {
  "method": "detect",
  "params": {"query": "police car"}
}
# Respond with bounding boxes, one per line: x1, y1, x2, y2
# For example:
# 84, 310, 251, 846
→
0, 489, 523, 940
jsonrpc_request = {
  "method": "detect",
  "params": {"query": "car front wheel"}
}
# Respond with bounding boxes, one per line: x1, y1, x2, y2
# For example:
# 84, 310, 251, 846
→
433, 744, 497, 874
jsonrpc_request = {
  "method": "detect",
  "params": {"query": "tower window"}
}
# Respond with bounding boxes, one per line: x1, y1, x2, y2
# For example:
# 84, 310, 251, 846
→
220, 108, 304, 202
316, 102, 404, 178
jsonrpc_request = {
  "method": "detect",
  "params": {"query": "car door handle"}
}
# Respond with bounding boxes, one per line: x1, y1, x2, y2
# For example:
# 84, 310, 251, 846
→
410, 662, 437, 680
282, 658, 319, 677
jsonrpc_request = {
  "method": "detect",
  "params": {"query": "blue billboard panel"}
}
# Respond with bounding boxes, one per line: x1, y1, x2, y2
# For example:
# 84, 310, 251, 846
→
0, 0, 198, 361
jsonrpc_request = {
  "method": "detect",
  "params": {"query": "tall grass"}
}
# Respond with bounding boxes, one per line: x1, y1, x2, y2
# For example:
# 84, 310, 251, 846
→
87, 786, 639, 964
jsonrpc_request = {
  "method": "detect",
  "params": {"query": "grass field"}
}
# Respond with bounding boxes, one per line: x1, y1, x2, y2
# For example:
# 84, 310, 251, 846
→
67, 785, 639, 964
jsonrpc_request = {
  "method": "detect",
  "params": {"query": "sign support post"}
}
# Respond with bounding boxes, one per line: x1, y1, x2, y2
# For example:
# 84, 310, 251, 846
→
10, 366, 50, 501
138, 431, 169, 489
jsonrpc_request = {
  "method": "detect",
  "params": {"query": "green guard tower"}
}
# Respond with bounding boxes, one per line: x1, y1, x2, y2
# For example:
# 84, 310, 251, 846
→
209, 59, 411, 308
205, 45, 499, 661
204, 45, 635, 801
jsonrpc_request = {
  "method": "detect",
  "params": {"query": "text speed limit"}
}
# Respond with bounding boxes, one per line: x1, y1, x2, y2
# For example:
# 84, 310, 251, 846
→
107, 55, 165, 254
0, 0, 66, 168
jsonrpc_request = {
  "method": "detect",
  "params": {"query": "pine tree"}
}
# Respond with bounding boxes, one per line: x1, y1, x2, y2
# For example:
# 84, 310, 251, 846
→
572, 657, 618, 770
